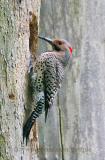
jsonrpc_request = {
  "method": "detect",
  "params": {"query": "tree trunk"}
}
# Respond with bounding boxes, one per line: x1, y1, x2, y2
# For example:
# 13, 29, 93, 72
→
38, 0, 105, 160
0, 0, 41, 160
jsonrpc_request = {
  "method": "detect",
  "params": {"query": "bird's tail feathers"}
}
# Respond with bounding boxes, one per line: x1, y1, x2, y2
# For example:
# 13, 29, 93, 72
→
23, 113, 35, 144
45, 108, 48, 123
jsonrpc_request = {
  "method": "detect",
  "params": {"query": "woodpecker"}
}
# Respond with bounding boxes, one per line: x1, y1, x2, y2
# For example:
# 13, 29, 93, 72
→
23, 36, 73, 142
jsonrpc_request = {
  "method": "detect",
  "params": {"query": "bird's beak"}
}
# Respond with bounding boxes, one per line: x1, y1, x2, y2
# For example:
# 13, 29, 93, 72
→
38, 36, 53, 45
38, 36, 61, 51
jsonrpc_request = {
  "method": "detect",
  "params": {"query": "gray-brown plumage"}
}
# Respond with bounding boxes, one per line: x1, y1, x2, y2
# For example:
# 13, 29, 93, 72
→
23, 36, 73, 142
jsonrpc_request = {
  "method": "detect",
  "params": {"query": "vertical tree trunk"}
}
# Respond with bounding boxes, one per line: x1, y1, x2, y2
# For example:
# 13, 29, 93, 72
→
0, 0, 41, 160
38, 0, 105, 160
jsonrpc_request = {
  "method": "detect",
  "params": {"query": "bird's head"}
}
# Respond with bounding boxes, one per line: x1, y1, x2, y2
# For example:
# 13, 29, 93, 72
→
38, 36, 73, 57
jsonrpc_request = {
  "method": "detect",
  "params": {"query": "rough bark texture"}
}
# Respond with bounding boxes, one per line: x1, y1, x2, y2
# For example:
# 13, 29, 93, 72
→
1, 0, 105, 160
0, 0, 41, 160
38, 0, 105, 160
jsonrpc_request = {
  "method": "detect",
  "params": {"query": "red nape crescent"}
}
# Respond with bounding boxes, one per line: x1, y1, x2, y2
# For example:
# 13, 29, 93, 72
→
69, 47, 73, 57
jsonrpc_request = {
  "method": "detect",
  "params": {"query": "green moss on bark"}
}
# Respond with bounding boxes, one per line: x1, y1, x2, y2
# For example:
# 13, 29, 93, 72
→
0, 135, 9, 160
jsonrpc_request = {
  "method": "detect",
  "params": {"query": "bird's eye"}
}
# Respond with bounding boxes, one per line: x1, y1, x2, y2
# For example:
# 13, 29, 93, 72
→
58, 41, 62, 45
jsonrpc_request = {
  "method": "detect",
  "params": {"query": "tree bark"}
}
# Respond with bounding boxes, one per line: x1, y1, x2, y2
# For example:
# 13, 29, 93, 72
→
0, 0, 41, 160
38, 0, 105, 160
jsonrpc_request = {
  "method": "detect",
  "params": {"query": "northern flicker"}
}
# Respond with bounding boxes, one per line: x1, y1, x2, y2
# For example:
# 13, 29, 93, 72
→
23, 36, 73, 142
